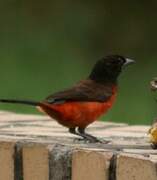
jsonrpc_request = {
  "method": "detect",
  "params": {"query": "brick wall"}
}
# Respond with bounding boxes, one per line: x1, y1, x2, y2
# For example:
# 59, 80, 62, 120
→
0, 111, 156, 180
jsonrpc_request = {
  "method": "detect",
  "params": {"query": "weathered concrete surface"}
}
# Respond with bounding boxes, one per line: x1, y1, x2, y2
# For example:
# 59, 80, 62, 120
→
0, 111, 156, 180
49, 144, 73, 180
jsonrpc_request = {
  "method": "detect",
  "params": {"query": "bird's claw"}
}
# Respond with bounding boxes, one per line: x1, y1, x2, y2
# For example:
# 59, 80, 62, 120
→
73, 137, 110, 144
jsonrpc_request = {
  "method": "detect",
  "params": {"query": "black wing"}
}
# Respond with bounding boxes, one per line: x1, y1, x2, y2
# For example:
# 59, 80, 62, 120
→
44, 80, 113, 104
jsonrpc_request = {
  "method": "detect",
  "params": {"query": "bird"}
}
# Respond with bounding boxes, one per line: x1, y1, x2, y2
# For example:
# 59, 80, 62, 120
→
0, 55, 134, 143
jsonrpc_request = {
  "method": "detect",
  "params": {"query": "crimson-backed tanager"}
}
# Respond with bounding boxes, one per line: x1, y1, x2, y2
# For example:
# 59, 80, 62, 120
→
0, 55, 134, 143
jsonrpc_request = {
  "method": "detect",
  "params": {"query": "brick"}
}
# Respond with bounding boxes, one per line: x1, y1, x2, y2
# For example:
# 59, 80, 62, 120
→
0, 141, 15, 180
72, 149, 113, 180
117, 154, 157, 180
22, 144, 49, 180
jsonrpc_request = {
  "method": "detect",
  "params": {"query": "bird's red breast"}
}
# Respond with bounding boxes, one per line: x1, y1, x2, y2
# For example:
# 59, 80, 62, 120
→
38, 86, 117, 128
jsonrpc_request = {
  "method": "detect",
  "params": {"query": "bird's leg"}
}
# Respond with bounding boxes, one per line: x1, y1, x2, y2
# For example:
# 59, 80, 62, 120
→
77, 127, 107, 143
69, 127, 109, 143
69, 127, 101, 142
69, 127, 79, 135
69, 127, 84, 141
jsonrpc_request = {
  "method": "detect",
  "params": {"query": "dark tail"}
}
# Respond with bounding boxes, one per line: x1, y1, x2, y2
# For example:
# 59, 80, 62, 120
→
0, 99, 40, 106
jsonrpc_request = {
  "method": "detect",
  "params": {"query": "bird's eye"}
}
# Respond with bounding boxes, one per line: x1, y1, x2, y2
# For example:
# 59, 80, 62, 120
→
118, 57, 126, 64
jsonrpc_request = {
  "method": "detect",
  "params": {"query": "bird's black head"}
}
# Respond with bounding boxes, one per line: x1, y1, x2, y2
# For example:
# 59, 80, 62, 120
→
89, 55, 135, 84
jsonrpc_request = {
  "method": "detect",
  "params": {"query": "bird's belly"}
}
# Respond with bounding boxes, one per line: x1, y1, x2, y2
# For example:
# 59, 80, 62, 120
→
53, 102, 112, 127
39, 95, 116, 128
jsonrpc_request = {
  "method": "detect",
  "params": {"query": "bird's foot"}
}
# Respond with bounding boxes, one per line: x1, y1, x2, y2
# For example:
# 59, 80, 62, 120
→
73, 138, 84, 142
101, 139, 111, 144
86, 137, 102, 143
73, 137, 110, 144
69, 127, 111, 144
80, 136, 110, 144
73, 137, 102, 143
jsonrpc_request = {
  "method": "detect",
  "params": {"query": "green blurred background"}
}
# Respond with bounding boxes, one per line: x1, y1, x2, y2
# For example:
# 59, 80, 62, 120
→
0, 0, 157, 125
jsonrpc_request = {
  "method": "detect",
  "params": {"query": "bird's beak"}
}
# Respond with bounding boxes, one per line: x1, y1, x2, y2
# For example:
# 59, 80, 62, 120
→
124, 58, 135, 66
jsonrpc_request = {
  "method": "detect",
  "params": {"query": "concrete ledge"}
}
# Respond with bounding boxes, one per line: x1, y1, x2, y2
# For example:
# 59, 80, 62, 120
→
0, 111, 155, 180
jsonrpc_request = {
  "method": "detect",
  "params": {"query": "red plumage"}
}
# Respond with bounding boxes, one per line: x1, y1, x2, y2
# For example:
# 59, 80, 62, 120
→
38, 86, 117, 128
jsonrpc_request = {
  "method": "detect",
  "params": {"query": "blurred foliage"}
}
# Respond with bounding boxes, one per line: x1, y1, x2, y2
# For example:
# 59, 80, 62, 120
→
0, 0, 157, 125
